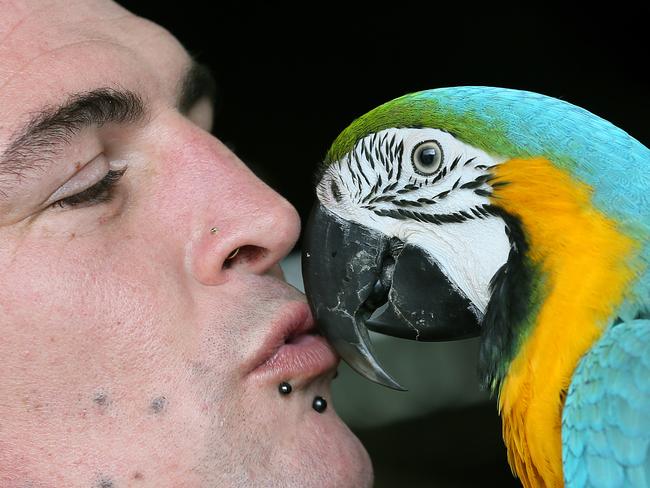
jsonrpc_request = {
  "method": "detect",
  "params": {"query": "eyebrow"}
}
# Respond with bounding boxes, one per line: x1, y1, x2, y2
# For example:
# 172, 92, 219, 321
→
0, 60, 217, 199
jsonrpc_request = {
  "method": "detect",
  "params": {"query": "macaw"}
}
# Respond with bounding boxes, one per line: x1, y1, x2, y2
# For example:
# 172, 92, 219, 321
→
301, 87, 649, 487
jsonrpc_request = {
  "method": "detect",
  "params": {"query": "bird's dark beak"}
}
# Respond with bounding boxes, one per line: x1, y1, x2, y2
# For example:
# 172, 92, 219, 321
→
302, 204, 481, 390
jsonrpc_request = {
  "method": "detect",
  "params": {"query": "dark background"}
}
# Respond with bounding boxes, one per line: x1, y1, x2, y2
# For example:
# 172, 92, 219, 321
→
117, 2, 648, 486
118, 2, 648, 235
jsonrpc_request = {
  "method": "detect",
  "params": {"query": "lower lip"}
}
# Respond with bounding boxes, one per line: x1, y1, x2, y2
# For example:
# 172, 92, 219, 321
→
251, 333, 339, 381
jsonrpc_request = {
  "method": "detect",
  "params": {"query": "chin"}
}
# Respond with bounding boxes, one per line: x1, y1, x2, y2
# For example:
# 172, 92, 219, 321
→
197, 388, 374, 488
237, 365, 373, 486
275, 407, 374, 488
327, 414, 374, 488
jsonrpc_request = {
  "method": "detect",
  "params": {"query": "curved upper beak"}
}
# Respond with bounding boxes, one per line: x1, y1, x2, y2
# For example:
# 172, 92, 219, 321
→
302, 204, 481, 390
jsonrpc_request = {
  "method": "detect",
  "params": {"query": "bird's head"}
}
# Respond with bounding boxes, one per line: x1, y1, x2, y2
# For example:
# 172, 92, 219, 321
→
302, 86, 646, 391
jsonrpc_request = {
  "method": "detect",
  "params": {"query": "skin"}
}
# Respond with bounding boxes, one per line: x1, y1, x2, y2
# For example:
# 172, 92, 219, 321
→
0, 1, 372, 486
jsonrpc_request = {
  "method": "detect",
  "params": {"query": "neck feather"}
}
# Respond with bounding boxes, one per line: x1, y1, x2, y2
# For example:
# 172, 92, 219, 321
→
483, 157, 638, 487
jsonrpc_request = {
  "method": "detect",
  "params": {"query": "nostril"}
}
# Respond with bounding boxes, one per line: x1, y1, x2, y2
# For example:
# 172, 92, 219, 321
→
223, 245, 268, 269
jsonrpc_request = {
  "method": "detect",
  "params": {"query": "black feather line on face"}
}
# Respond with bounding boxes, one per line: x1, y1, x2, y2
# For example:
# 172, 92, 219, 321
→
460, 173, 492, 190
380, 148, 390, 175
366, 194, 395, 204
374, 135, 383, 163
448, 154, 462, 172
353, 147, 371, 187
363, 140, 375, 170
384, 181, 399, 192
393, 140, 404, 182
471, 207, 485, 219
372, 205, 486, 224
478, 206, 541, 392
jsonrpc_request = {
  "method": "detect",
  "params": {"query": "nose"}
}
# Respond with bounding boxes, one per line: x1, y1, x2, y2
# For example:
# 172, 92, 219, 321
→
184, 132, 301, 286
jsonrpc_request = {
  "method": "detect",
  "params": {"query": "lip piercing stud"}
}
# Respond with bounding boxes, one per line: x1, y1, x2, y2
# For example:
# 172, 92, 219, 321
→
278, 382, 292, 395
210, 227, 219, 235
312, 396, 327, 413
226, 247, 240, 260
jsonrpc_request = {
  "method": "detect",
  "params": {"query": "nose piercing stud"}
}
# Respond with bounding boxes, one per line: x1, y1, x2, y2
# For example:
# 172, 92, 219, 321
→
312, 396, 327, 413
226, 247, 240, 260
278, 382, 292, 395
210, 227, 219, 235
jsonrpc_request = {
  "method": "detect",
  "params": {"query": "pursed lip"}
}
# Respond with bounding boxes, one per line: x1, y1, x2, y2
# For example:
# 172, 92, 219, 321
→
247, 301, 339, 385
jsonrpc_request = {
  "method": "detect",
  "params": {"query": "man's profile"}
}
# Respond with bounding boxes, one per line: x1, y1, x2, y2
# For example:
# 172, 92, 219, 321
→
0, 1, 372, 486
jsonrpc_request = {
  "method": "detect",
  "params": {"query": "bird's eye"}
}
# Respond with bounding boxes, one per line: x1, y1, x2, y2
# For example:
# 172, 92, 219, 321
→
411, 140, 443, 175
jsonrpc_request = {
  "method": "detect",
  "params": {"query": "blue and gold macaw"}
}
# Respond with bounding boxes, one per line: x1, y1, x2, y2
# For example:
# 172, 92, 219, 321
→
302, 87, 649, 487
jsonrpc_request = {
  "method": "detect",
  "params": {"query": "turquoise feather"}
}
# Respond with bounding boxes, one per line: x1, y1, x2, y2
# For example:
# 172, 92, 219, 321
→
562, 319, 650, 487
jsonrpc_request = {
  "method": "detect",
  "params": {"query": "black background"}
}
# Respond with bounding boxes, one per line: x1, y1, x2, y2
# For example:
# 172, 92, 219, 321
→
118, 2, 648, 234
116, 2, 647, 486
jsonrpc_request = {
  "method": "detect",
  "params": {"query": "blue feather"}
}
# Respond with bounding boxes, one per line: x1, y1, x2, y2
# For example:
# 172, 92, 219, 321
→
563, 319, 650, 487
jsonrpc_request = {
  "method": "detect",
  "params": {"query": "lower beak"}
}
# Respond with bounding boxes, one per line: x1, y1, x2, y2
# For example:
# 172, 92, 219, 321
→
302, 204, 481, 390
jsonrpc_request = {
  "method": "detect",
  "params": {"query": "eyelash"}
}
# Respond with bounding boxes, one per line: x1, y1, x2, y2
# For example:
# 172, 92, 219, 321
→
53, 167, 127, 209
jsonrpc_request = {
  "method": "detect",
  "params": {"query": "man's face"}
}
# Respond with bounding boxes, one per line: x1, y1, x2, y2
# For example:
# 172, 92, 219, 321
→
0, 1, 372, 486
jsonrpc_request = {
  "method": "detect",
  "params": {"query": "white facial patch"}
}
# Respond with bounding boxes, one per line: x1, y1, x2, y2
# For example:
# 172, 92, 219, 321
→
317, 128, 512, 315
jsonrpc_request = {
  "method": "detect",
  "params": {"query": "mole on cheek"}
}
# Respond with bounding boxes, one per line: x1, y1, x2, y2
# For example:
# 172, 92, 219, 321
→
92, 391, 110, 408
149, 395, 167, 414
95, 476, 115, 488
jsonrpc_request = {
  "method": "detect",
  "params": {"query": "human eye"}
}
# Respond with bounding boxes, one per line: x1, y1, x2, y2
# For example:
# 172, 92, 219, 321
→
51, 167, 127, 209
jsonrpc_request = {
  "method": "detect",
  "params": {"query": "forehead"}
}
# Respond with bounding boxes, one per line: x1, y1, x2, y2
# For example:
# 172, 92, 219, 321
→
0, 0, 189, 144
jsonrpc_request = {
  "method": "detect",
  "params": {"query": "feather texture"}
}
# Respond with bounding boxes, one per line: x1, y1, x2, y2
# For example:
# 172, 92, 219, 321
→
491, 157, 638, 487
562, 319, 650, 487
327, 87, 650, 314
324, 87, 650, 486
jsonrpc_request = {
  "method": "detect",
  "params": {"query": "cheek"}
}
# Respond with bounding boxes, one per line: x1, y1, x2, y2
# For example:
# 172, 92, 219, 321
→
0, 230, 239, 472
0, 230, 191, 385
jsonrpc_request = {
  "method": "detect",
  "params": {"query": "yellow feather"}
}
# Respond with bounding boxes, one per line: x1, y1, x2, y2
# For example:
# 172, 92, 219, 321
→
491, 158, 638, 487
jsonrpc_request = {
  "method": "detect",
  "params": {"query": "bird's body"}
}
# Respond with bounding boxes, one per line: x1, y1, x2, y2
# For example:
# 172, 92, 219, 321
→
302, 87, 649, 487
